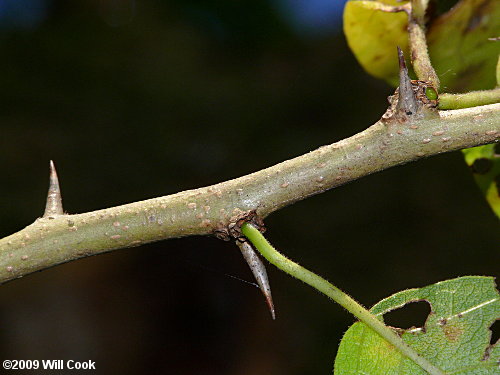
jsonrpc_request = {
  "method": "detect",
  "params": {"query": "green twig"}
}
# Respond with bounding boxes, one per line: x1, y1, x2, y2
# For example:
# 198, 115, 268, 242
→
439, 88, 500, 109
241, 223, 446, 375
408, 0, 440, 89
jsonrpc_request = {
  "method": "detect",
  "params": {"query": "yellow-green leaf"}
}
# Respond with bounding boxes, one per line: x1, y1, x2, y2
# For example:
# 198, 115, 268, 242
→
334, 276, 500, 374
343, 0, 409, 86
343, 0, 500, 90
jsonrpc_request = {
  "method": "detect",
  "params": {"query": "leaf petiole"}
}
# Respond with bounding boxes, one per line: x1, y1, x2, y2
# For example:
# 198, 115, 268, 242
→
241, 223, 446, 375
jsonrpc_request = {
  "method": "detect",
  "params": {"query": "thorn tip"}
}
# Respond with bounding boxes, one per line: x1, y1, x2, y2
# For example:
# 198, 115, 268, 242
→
397, 46, 407, 72
43, 160, 64, 217
237, 241, 276, 320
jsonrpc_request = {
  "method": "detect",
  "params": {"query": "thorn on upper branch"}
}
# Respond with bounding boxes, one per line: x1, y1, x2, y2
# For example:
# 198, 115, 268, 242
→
396, 46, 419, 117
43, 160, 64, 218
237, 240, 275, 320
382, 47, 438, 123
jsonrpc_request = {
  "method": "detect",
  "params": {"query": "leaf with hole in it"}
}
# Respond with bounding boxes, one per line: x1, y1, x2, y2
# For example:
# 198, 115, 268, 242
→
334, 276, 500, 374
427, 0, 500, 92
463, 145, 500, 218
343, 0, 409, 87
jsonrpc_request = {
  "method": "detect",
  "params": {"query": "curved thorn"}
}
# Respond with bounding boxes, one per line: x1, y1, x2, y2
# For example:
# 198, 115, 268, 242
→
396, 46, 419, 116
43, 160, 64, 217
237, 240, 275, 320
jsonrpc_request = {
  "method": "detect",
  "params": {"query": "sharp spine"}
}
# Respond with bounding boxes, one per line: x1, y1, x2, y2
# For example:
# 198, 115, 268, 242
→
396, 46, 419, 116
43, 160, 64, 217
237, 240, 275, 320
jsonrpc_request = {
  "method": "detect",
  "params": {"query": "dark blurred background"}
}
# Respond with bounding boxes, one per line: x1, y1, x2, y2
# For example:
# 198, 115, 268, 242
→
0, 1, 498, 374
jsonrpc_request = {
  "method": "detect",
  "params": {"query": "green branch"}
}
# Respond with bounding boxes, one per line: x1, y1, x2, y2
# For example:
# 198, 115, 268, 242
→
241, 223, 446, 375
0, 103, 499, 285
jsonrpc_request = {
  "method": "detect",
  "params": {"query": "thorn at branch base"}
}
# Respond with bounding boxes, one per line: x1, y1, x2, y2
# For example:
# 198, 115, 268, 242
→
237, 240, 275, 320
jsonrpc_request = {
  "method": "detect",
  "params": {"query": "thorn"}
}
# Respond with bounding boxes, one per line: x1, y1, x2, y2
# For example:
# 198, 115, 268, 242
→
43, 160, 64, 218
237, 240, 275, 320
396, 46, 419, 116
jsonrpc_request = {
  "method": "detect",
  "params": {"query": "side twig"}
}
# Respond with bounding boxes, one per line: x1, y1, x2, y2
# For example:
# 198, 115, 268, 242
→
408, 0, 440, 89
439, 88, 500, 109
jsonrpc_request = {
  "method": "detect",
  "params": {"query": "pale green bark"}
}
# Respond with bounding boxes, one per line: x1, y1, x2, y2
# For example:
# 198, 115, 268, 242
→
0, 103, 499, 284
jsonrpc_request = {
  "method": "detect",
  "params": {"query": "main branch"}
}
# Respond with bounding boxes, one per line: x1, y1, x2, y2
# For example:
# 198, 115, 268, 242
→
0, 103, 499, 284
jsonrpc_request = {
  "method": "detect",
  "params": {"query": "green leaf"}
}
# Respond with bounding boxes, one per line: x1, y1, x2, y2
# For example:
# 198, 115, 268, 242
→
462, 145, 500, 218
343, 0, 409, 86
334, 276, 500, 374
428, 0, 500, 216
427, 0, 500, 92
